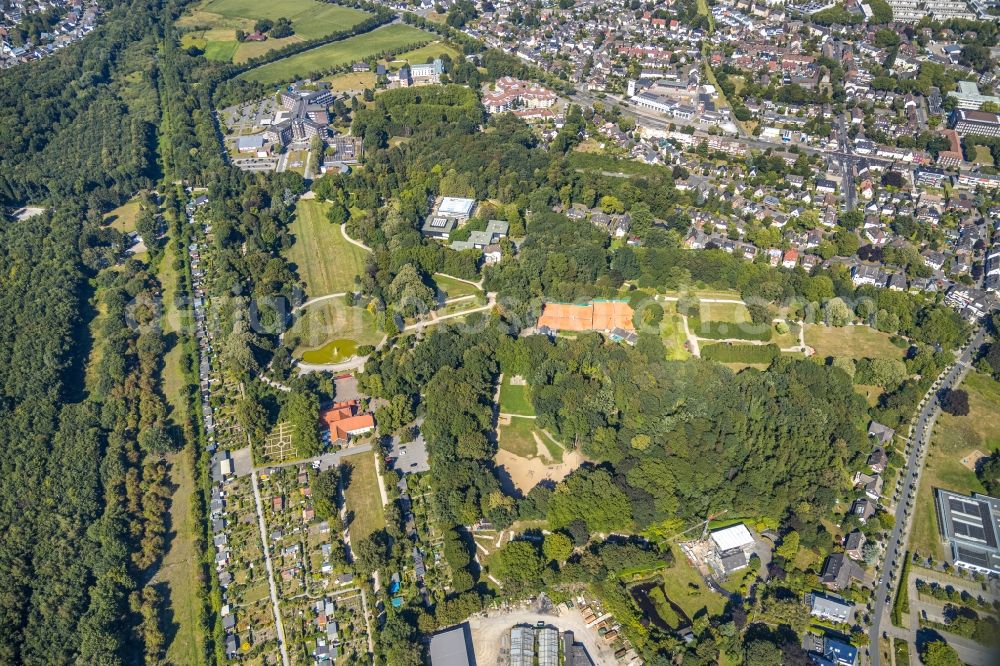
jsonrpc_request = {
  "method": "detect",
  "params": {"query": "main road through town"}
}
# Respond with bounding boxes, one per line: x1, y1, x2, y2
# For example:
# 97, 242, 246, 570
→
868, 325, 987, 666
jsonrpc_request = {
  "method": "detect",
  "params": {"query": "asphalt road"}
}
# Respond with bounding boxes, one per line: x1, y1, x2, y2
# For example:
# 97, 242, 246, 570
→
868, 325, 987, 666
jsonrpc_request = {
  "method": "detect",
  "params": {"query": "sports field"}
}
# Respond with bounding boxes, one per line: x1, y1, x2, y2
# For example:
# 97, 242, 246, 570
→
240, 23, 432, 85
178, 0, 368, 63
286, 199, 367, 297
342, 452, 385, 542
909, 372, 1000, 560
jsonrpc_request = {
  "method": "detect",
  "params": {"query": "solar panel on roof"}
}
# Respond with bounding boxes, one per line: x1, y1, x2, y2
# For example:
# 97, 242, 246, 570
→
953, 522, 988, 542
956, 546, 991, 568
978, 502, 998, 548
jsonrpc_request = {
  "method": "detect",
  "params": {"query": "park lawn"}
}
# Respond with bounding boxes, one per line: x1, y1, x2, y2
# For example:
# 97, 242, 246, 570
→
498, 417, 539, 458
660, 546, 727, 618
322, 71, 377, 93
698, 300, 750, 324
386, 40, 462, 67
159, 236, 189, 426
342, 452, 385, 542
240, 24, 432, 85
804, 324, 905, 360
499, 375, 535, 416
909, 372, 1000, 560
855, 384, 885, 407
432, 273, 480, 299
288, 298, 382, 357
661, 305, 690, 360
973, 145, 994, 166
152, 447, 208, 666
104, 194, 144, 233
286, 199, 367, 297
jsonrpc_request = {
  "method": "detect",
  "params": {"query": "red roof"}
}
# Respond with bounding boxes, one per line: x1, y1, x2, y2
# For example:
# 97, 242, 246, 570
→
320, 400, 375, 441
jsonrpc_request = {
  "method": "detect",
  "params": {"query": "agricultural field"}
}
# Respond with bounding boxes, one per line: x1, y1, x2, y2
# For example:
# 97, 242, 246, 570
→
341, 452, 386, 542
285, 199, 368, 297
286, 298, 382, 362
240, 24, 432, 85
177, 0, 369, 63
804, 324, 906, 360
909, 372, 1000, 560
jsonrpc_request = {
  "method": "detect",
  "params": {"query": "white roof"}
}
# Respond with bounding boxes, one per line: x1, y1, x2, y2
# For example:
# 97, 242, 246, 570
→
438, 197, 475, 216
711, 523, 754, 552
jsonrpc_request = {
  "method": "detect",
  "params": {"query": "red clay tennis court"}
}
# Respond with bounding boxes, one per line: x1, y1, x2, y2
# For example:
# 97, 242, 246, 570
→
537, 300, 634, 332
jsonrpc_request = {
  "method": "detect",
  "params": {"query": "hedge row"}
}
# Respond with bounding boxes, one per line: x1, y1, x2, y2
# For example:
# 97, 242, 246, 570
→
696, 318, 773, 342
702, 343, 780, 364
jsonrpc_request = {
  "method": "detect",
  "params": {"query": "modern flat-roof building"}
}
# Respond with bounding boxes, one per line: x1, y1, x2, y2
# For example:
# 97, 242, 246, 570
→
429, 624, 474, 666
437, 197, 476, 219
710, 523, 756, 573
936, 489, 1000, 575
951, 109, 1000, 138
947, 81, 1000, 111
422, 197, 477, 239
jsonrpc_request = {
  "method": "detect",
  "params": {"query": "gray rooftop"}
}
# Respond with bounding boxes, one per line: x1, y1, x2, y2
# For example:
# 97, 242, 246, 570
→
429, 624, 474, 666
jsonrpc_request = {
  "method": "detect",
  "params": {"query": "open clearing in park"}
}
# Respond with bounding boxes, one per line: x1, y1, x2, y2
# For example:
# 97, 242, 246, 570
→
286, 199, 368, 297
149, 447, 207, 666
240, 23, 432, 85
433, 273, 480, 299
286, 298, 382, 359
804, 324, 905, 360
342, 451, 385, 542
909, 372, 1000, 560
499, 375, 534, 416
178, 0, 368, 63
103, 193, 144, 233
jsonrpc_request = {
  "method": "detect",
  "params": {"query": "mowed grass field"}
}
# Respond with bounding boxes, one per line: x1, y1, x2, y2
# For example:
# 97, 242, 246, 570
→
151, 447, 208, 666
240, 23, 432, 85
433, 273, 480, 299
178, 0, 368, 63
660, 546, 727, 618
286, 199, 368, 297
499, 375, 534, 416
103, 193, 144, 233
909, 372, 1000, 560
386, 40, 462, 67
498, 417, 562, 462
805, 324, 905, 360
342, 452, 385, 542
